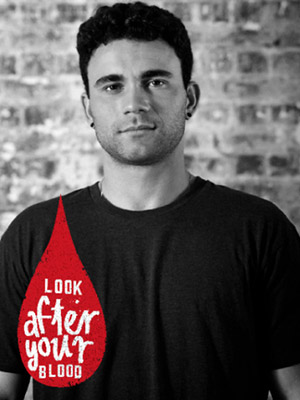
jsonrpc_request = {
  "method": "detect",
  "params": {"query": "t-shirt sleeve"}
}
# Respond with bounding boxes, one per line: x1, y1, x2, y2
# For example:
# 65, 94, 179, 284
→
262, 214, 300, 370
0, 222, 30, 373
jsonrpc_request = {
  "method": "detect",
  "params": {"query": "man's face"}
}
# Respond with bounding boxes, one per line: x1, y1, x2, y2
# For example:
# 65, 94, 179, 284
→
83, 39, 189, 166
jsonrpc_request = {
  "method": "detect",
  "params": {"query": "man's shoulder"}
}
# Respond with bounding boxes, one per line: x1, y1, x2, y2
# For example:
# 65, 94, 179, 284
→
200, 179, 291, 227
203, 179, 278, 210
1, 184, 97, 241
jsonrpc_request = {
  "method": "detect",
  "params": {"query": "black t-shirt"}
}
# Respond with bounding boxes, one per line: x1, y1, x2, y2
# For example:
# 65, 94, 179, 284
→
1, 177, 300, 400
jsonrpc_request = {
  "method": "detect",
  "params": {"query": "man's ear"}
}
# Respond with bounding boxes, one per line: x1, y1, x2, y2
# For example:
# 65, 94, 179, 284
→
186, 81, 200, 117
81, 92, 93, 126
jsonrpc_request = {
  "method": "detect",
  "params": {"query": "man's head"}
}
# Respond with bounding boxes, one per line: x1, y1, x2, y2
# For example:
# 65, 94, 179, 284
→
77, 2, 200, 167
76, 1, 193, 97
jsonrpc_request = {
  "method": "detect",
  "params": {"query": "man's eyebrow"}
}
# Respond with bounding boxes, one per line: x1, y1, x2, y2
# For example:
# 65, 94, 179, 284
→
141, 70, 173, 80
94, 70, 173, 87
94, 74, 124, 87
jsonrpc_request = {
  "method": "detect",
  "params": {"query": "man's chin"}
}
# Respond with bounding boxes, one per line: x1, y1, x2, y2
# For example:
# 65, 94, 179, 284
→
116, 155, 163, 167
107, 150, 167, 167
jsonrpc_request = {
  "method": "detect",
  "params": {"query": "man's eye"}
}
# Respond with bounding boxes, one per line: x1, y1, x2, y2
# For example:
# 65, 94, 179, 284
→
148, 79, 166, 88
103, 83, 122, 92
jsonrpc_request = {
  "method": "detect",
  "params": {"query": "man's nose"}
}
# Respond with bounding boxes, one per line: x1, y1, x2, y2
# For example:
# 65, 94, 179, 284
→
123, 85, 150, 114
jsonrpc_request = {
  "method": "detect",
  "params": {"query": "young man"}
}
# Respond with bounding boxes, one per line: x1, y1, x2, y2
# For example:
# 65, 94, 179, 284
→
1, 2, 300, 399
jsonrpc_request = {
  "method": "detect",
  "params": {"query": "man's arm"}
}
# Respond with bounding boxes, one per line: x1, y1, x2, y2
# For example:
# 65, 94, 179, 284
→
0, 371, 29, 400
270, 364, 300, 400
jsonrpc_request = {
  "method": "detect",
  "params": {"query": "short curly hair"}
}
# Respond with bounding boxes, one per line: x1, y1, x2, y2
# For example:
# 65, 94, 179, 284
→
76, 2, 193, 97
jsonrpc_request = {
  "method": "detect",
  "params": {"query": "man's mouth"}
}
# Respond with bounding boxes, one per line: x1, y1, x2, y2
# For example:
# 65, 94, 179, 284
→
120, 124, 156, 133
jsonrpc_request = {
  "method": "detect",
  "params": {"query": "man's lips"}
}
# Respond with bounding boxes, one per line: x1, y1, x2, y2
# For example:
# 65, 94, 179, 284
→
119, 124, 156, 133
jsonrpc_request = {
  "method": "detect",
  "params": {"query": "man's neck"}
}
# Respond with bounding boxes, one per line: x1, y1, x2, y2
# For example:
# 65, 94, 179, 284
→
99, 151, 191, 211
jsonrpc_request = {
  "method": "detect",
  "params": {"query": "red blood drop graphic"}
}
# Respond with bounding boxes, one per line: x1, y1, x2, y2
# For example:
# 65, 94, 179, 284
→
18, 196, 106, 387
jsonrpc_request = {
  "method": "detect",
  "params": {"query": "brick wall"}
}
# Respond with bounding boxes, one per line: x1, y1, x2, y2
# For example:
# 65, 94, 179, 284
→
1, 0, 300, 236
